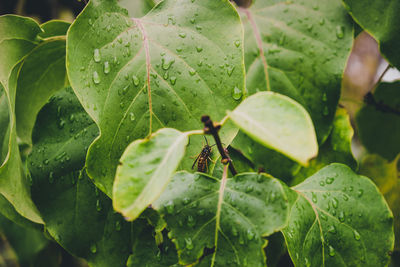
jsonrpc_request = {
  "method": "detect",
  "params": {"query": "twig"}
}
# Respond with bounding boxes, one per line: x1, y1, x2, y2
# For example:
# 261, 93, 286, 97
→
201, 115, 237, 176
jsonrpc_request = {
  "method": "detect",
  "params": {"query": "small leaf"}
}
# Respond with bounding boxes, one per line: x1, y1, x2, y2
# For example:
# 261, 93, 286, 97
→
228, 91, 318, 165
342, 0, 400, 68
293, 108, 357, 184
356, 82, 400, 161
38, 20, 70, 38
283, 163, 394, 266
154, 171, 296, 266
113, 128, 188, 221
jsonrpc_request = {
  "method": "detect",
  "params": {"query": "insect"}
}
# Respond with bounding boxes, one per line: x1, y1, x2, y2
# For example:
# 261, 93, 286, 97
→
192, 136, 215, 173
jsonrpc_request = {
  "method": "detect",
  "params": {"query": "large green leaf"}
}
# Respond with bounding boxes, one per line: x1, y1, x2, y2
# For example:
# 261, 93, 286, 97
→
283, 163, 394, 267
360, 154, 400, 251
356, 82, 400, 161
237, 0, 353, 142
28, 87, 132, 266
154, 171, 296, 266
15, 38, 68, 144
114, 128, 188, 221
293, 108, 357, 184
228, 91, 318, 165
342, 0, 400, 68
67, 0, 244, 196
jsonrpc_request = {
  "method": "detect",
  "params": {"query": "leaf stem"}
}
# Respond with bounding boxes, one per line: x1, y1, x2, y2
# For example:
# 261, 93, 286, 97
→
185, 129, 204, 136
201, 115, 237, 176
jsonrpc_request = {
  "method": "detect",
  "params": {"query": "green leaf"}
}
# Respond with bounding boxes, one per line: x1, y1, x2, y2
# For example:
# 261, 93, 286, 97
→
283, 163, 394, 267
342, 0, 400, 68
39, 20, 70, 38
154, 171, 296, 266
238, 0, 353, 142
15, 38, 68, 144
127, 218, 180, 267
67, 0, 245, 196
293, 108, 357, 184
228, 91, 318, 166
113, 128, 189, 221
360, 154, 400, 251
28, 87, 132, 266
356, 82, 400, 161
231, 132, 299, 182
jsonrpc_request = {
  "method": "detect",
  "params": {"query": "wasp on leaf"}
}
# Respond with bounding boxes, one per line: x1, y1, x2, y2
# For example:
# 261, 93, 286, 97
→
192, 136, 216, 173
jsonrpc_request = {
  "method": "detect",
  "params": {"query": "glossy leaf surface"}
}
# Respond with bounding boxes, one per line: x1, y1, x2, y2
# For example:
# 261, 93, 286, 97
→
67, 0, 244, 196
228, 91, 318, 165
113, 128, 188, 221
342, 0, 400, 68
283, 163, 394, 267
238, 0, 353, 142
154, 171, 296, 266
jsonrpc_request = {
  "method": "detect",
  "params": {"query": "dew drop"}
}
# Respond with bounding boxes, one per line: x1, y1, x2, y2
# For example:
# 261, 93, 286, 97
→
232, 226, 238, 236
90, 243, 97, 253
48, 172, 54, 184
162, 57, 175, 70
189, 69, 196, 76
320, 213, 327, 221
246, 229, 255, 241
129, 112, 135, 121
170, 76, 177, 85
227, 66, 235, 76
353, 230, 361, 240
96, 199, 102, 211
185, 237, 194, 250
93, 71, 100, 84
183, 197, 190, 205
231, 86, 242, 100
187, 215, 196, 227
165, 200, 174, 214
245, 185, 254, 193
196, 46, 203, 52
331, 197, 338, 209
357, 189, 363, 197
115, 220, 121, 231
322, 93, 327, 102
312, 192, 317, 203
323, 106, 329, 116
329, 245, 335, 256
319, 181, 325, 186
338, 211, 345, 222
104, 61, 110, 74
178, 32, 187, 38
132, 75, 140, 86
93, 49, 101, 62
328, 225, 336, 234
234, 40, 241, 47
336, 25, 344, 39
326, 177, 334, 184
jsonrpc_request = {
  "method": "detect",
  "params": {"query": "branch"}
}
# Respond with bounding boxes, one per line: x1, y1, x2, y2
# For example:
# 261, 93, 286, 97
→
201, 115, 237, 176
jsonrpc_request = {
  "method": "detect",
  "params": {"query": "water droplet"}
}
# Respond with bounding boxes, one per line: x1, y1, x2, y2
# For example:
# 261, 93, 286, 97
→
232, 226, 238, 236
104, 61, 110, 74
234, 40, 241, 47
331, 197, 338, 209
231, 86, 242, 100
178, 32, 186, 38
246, 229, 255, 240
48, 172, 54, 184
93, 49, 101, 62
357, 189, 363, 197
185, 237, 194, 250
132, 75, 140, 86
336, 25, 344, 39
245, 185, 254, 193
312, 192, 318, 203
353, 230, 361, 240
329, 245, 335, 256
162, 57, 175, 70
322, 93, 327, 102
96, 199, 102, 211
227, 66, 235, 76
170, 76, 177, 85
163, 71, 169, 80
129, 112, 135, 121
320, 213, 327, 221
319, 18, 325, 25
187, 215, 196, 227
320, 181, 325, 186
115, 220, 121, 231
328, 225, 336, 234
196, 46, 203, 52
323, 106, 329, 116
189, 69, 196, 76
93, 71, 100, 84
338, 211, 345, 222
165, 200, 174, 214
190, 18, 195, 24
90, 243, 97, 253
183, 197, 190, 205
342, 194, 349, 201
326, 177, 334, 184
195, 25, 202, 31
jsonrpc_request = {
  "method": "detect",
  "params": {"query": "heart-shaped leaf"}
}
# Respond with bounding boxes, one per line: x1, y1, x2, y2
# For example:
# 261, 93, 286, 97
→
228, 91, 318, 166
283, 163, 394, 267
154, 171, 296, 266
67, 0, 245, 196
113, 128, 189, 221
237, 0, 353, 142
342, 0, 400, 68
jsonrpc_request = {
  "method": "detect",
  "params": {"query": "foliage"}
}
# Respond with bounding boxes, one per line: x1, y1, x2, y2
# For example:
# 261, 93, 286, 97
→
0, 0, 398, 266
